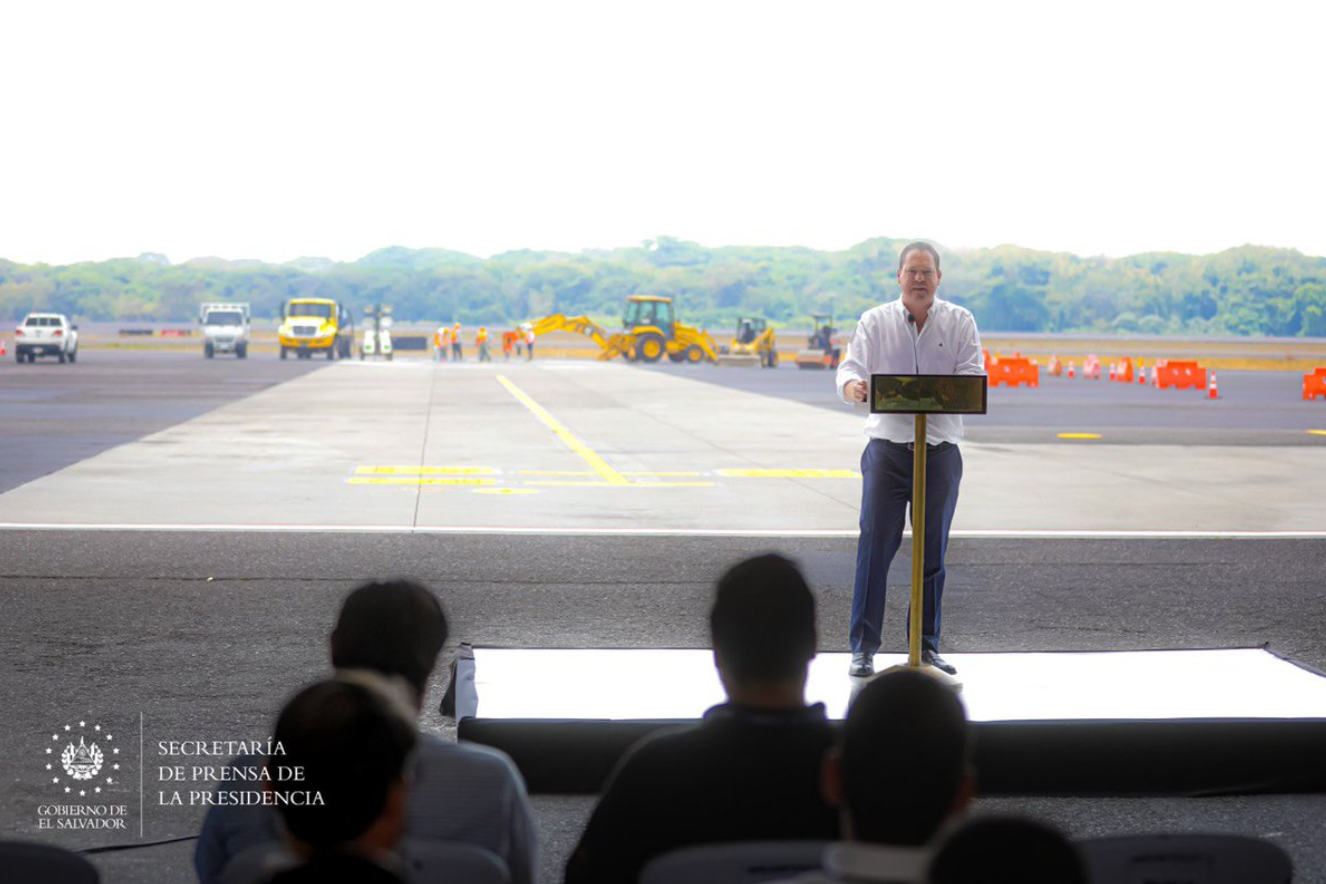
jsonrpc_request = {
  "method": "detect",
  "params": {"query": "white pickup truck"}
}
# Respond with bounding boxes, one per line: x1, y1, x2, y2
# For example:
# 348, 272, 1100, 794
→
200, 302, 251, 359
14, 312, 79, 363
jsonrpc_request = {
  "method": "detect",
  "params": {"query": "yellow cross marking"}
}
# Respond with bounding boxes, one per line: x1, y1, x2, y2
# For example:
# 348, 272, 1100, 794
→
497, 375, 630, 485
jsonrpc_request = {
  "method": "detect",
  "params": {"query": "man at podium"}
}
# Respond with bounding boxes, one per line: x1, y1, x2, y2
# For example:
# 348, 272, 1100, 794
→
836, 242, 984, 678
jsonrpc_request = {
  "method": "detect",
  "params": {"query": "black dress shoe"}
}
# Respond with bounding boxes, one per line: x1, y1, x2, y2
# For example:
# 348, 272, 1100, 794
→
922, 650, 957, 674
849, 653, 874, 677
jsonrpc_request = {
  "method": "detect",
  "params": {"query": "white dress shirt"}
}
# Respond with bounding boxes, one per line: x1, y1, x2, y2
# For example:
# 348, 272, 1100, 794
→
835, 298, 984, 446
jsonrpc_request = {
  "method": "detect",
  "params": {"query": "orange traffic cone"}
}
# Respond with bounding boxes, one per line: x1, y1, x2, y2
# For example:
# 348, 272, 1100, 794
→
1138, 365, 1146, 385
0, 338, 6, 357
1208, 371, 1219, 399
1067, 362, 1075, 379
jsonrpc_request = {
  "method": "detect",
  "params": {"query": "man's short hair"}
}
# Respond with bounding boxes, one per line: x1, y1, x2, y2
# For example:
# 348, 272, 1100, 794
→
331, 580, 448, 698
928, 815, 1085, 884
710, 554, 817, 684
269, 677, 417, 850
897, 241, 942, 273
841, 669, 970, 845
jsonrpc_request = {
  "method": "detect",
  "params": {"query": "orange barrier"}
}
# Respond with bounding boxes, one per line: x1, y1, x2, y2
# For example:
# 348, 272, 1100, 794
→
1083, 355, 1102, 380
1112, 357, 1135, 384
988, 356, 1040, 388
1304, 367, 1326, 401
1154, 360, 1208, 390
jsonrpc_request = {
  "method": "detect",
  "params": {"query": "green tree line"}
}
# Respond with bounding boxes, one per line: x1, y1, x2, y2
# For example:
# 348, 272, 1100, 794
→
2, 238, 1325, 336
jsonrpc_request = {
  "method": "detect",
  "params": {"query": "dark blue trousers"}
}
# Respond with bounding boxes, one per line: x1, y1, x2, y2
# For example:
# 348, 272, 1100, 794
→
851, 439, 963, 657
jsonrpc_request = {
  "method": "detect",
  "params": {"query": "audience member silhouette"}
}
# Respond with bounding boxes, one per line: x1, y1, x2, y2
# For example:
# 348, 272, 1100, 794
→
195, 580, 535, 884
927, 815, 1086, 884
787, 669, 974, 883
565, 554, 839, 884
266, 675, 417, 883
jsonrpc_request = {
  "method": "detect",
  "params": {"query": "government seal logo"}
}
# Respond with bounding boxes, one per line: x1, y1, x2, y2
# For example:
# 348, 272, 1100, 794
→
46, 721, 120, 797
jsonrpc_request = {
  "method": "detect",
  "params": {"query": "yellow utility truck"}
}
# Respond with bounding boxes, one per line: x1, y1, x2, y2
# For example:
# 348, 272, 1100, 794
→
279, 298, 355, 360
718, 317, 778, 368
526, 296, 721, 364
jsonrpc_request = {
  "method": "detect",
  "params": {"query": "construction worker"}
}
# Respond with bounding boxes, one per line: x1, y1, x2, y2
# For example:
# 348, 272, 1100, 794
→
451, 322, 463, 361
434, 325, 447, 362
525, 324, 536, 361
502, 331, 515, 361
477, 326, 492, 363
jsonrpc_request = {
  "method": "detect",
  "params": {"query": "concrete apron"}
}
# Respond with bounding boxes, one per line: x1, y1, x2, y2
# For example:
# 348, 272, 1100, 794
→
0, 359, 1323, 534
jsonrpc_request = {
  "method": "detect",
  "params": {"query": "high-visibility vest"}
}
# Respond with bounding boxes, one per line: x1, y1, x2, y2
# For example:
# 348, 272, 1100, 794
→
525, 330, 536, 345
477, 327, 488, 344
434, 328, 444, 347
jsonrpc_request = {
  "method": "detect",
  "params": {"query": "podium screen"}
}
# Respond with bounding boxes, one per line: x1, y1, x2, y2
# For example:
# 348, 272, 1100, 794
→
870, 374, 988, 415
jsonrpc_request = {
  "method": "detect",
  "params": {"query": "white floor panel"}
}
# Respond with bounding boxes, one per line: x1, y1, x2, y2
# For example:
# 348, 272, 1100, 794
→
469, 647, 1326, 722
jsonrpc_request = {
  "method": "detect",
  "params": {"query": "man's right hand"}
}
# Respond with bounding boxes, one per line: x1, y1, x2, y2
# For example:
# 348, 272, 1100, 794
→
846, 380, 868, 402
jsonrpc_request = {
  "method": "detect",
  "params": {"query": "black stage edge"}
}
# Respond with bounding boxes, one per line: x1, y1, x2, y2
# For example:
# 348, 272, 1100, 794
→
457, 717, 1326, 796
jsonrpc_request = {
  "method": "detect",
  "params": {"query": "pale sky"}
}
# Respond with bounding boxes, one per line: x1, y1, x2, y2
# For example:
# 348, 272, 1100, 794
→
2, 0, 1323, 266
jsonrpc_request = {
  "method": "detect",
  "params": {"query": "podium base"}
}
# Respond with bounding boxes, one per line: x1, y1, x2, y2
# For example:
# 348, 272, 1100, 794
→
877, 661, 963, 692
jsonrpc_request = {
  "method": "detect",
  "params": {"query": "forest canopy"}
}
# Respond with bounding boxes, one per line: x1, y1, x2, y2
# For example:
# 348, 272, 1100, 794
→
2, 238, 1324, 337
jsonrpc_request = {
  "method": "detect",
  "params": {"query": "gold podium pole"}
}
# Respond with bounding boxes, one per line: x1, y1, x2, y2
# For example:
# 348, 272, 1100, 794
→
884, 410, 958, 688
908, 413, 927, 669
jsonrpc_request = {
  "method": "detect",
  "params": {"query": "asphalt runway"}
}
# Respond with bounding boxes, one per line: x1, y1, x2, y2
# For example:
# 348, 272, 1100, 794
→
2, 352, 1325, 882
640, 362, 1326, 445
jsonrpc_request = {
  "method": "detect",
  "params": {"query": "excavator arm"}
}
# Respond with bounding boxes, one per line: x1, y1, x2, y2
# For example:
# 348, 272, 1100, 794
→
527, 314, 633, 360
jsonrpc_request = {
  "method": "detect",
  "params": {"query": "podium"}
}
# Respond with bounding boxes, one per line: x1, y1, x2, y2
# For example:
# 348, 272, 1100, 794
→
870, 374, 988, 685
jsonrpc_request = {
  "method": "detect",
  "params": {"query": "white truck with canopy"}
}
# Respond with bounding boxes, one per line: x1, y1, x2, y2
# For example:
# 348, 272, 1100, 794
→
199, 302, 251, 359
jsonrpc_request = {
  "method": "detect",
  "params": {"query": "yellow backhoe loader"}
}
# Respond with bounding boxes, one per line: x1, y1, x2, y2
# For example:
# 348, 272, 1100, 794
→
717, 317, 779, 368
525, 296, 721, 364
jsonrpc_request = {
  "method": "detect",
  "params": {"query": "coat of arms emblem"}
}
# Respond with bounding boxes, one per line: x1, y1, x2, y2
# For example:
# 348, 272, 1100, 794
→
61, 736, 104, 780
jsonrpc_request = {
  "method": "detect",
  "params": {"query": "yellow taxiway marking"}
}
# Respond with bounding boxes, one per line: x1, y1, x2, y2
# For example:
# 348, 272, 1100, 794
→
1308, 430, 1326, 437
355, 465, 497, 476
497, 375, 631, 485
1057, 433, 1103, 440
349, 477, 497, 486
473, 488, 540, 495
717, 468, 860, 479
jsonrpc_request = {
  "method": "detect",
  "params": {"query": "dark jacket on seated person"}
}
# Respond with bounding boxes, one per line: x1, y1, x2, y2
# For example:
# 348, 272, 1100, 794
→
267, 851, 405, 884
565, 701, 840, 884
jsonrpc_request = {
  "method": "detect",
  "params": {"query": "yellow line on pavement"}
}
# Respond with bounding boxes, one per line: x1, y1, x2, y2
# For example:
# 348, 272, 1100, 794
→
717, 468, 860, 479
1308, 430, 1326, 437
497, 375, 630, 485
1057, 433, 1103, 440
473, 488, 540, 495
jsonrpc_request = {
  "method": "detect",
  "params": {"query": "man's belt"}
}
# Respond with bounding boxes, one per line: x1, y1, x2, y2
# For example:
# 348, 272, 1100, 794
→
882, 439, 956, 453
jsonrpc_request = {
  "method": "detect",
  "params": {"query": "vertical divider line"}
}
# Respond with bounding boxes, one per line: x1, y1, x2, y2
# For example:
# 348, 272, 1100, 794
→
139, 712, 144, 838
412, 364, 442, 528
